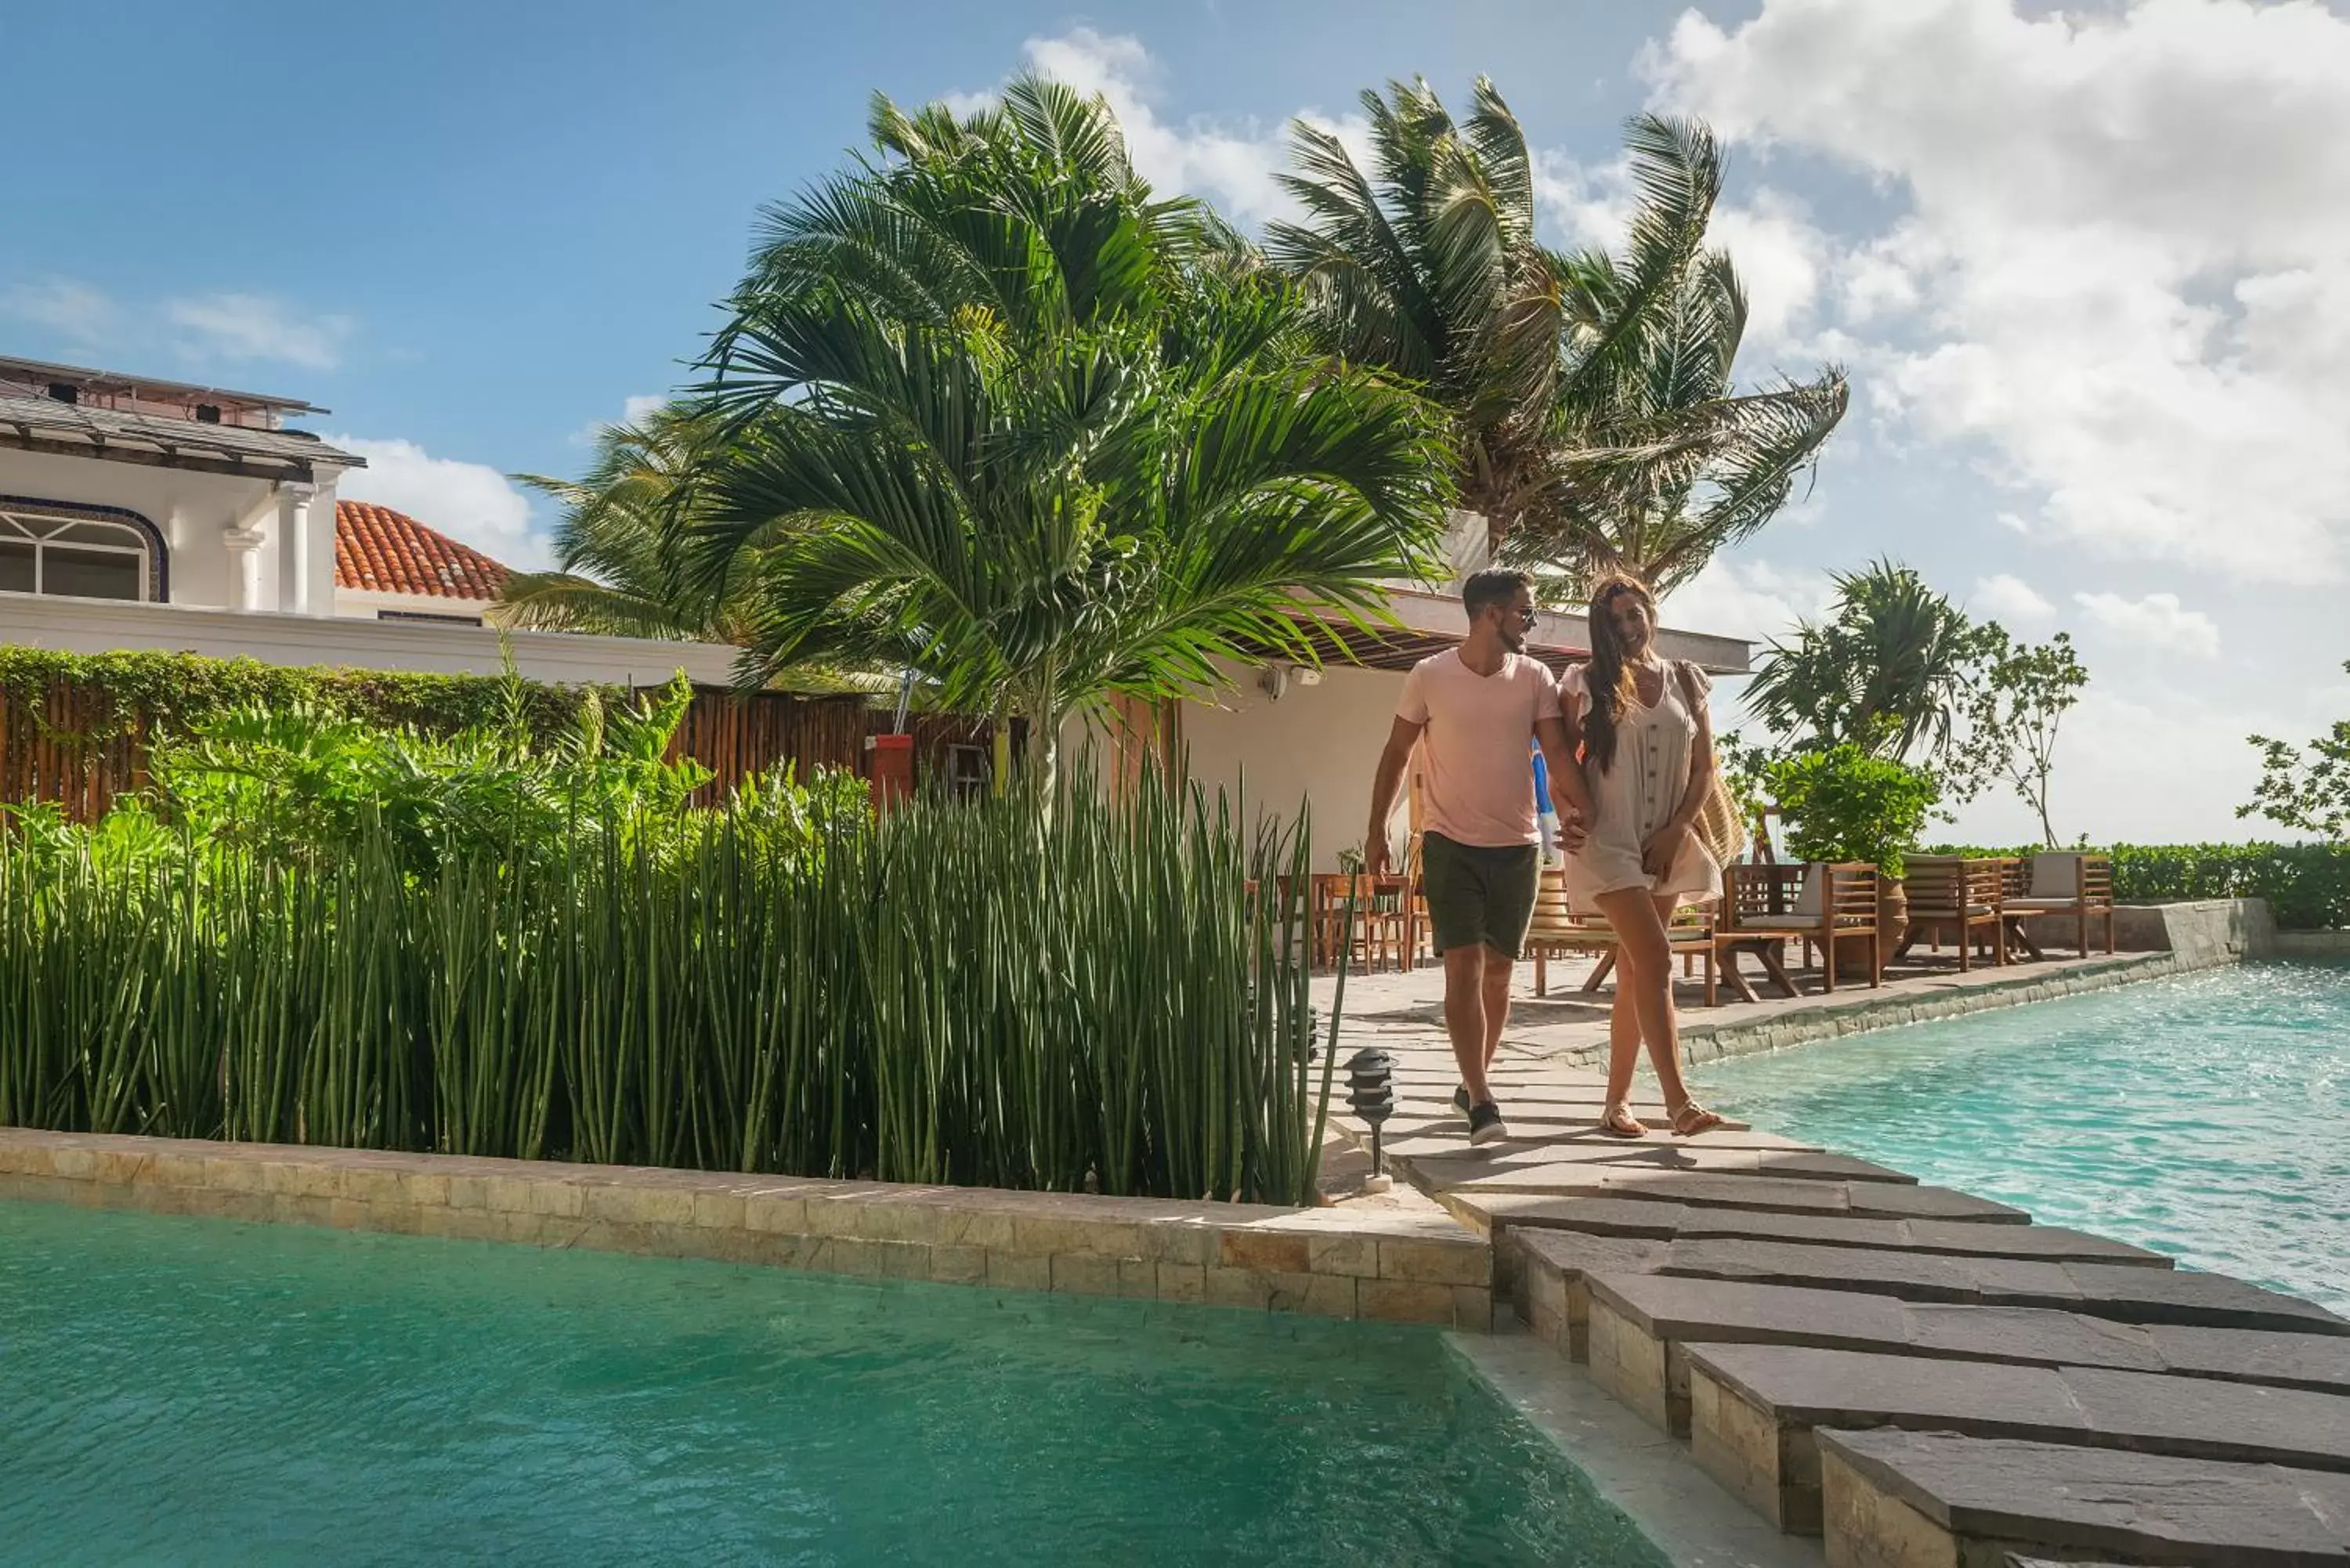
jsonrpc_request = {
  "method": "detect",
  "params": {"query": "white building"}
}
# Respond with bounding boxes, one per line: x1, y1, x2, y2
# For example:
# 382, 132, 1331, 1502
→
0, 355, 736, 686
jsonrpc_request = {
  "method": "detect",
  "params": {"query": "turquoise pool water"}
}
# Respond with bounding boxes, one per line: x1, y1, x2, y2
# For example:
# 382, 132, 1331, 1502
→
1699, 961, 2350, 1314
0, 1201, 1661, 1568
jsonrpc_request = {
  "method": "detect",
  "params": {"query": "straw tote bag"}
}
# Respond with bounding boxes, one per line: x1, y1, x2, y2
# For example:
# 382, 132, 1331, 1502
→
1674, 660, 1751, 865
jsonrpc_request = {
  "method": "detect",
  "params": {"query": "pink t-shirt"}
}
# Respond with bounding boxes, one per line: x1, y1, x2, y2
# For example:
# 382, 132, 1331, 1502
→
1396, 649, 1560, 847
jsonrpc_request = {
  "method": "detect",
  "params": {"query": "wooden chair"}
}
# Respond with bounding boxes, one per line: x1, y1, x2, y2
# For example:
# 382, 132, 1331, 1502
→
1719, 862, 1882, 992
1999, 852, 2116, 958
1359, 873, 1414, 973
1524, 868, 1719, 1003
1898, 855, 2008, 970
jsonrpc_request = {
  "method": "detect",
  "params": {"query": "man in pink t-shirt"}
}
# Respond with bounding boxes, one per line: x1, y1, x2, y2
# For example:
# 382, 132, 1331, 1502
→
1366, 569, 1582, 1146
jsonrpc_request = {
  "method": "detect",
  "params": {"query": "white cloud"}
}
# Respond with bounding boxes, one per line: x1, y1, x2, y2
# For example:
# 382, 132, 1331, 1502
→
327, 435, 551, 571
167, 293, 354, 370
2073, 590, 2221, 659
1646, 0, 2350, 583
1971, 573, 2055, 627
1659, 556, 1835, 645
2, 277, 121, 345
963, 29, 1367, 226
569, 393, 668, 446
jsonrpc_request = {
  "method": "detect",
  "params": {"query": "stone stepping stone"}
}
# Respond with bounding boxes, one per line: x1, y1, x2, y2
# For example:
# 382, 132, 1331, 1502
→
1652, 1236, 2348, 1333
1502, 1229, 2348, 1364
1416, 1143, 1915, 1193
1583, 1272, 2350, 1436
1496, 1195, 2165, 1266
1818, 1429, 2350, 1568
1375, 1103, 1756, 1134
1684, 1342, 2350, 1534
1460, 1174, 2025, 1240
1382, 1127, 1819, 1160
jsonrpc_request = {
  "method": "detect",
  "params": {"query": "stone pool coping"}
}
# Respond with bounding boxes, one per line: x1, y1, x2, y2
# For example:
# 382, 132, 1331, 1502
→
0, 1127, 1493, 1330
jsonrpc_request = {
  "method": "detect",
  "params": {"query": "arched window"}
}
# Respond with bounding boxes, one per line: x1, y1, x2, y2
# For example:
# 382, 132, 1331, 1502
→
0, 506, 157, 602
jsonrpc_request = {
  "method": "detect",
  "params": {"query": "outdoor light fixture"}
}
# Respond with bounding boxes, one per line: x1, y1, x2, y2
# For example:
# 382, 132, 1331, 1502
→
1344, 1046, 1396, 1195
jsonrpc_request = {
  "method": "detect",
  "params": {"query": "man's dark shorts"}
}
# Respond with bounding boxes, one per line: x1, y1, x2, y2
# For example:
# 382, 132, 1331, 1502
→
1419, 830, 1540, 959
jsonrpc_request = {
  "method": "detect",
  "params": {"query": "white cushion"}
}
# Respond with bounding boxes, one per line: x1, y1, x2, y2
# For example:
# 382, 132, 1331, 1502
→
1792, 862, 1825, 919
2029, 853, 2080, 899
2003, 895, 2078, 910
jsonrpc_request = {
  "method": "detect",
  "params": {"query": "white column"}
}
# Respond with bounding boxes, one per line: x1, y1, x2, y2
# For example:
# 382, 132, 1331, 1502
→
222, 526, 265, 612
277, 482, 316, 615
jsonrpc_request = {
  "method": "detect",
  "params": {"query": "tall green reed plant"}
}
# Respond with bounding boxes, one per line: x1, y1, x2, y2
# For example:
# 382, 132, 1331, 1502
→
0, 764, 1339, 1205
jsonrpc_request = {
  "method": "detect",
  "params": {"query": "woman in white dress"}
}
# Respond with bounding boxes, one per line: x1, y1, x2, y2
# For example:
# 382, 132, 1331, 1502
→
1555, 573, 1726, 1138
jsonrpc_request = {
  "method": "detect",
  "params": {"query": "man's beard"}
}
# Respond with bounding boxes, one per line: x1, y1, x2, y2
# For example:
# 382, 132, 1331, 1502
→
1499, 623, 1528, 653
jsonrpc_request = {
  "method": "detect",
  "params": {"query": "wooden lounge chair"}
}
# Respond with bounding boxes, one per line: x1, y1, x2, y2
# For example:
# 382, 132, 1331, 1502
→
1897, 854, 2007, 970
2000, 852, 2115, 958
1719, 862, 1882, 992
1524, 868, 1718, 1003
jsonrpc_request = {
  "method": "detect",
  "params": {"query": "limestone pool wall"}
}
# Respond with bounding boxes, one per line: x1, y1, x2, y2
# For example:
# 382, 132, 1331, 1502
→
0, 1128, 1495, 1330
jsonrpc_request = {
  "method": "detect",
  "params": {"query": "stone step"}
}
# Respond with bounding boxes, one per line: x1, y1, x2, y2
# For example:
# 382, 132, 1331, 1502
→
1583, 1271, 2350, 1436
1383, 1095, 1755, 1125
1456, 1176, 2026, 1231
1504, 1228, 2348, 1362
1381, 1126, 1818, 1161
1684, 1342, 2350, 1534
1413, 1142, 1916, 1194
1488, 1194, 2166, 1266
1819, 1429, 2350, 1568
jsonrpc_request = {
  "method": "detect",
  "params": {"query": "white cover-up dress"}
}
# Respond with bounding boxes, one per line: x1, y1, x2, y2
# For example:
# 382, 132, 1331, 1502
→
1559, 660, 1721, 914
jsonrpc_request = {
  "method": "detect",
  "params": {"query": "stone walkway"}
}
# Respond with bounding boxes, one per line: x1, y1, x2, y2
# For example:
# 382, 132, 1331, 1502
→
1314, 942, 2175, 1070
1320, 968, 2350, 1567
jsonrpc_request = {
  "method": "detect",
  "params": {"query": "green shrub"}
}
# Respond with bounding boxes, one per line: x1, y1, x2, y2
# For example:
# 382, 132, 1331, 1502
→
1767, 744, 1941, 881
1921, 840, 2350, 930
0, 768, 1336, 1204
0, 646, 610, 749
143, 673, 712, 873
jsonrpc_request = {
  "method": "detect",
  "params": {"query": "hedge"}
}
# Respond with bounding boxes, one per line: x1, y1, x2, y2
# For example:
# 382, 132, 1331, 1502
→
1924, 840, 2350, 930
0, 647, 610, 747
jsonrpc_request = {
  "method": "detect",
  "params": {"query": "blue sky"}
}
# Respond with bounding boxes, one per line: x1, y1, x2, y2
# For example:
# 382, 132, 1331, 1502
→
6, 1, 2348, 843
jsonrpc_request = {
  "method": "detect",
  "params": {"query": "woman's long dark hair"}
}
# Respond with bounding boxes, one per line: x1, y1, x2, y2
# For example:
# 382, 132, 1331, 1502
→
1581, 572, 1658, 775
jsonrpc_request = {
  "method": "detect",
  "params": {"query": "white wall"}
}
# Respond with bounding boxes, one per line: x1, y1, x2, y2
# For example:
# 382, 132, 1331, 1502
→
0, 597, 743, 687
1180, 659, 1412, 873
0, 446, 345, 614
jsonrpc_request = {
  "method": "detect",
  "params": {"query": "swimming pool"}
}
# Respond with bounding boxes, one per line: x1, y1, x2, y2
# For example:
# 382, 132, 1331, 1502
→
0, 1201, 1660, 1568
1697, 961, 2350, 1314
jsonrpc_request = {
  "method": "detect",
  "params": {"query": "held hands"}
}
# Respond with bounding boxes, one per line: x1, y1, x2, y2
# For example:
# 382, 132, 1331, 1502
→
1556, 806, 1590, 855
1640, 821, 1688, 879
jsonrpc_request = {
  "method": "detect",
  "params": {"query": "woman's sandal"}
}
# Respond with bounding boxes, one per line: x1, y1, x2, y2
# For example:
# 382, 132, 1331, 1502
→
1597, 1101, 1649, 1139
1670, 1100, 1725, 1137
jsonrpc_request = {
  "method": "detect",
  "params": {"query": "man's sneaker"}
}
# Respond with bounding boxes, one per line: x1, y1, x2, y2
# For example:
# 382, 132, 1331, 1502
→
1467, 1100, 1510, 1147
1452, 1085, 1472, 1118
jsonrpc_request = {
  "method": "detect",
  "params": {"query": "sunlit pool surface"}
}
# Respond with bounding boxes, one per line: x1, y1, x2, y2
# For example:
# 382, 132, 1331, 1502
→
0, 1201, 1661, 1567
1699, 961, 2350, 1314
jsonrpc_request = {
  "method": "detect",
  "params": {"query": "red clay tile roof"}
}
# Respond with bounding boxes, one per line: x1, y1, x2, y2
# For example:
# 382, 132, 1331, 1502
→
334, 500, 513, 602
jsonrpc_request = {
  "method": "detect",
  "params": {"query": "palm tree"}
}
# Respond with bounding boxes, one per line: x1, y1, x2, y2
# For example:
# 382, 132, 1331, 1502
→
1268, 81, 1847, 594
498, 405, 741, 641
1528, 117, 1849, 597
1266, 77, 1564, 551
1743, 559, 1986, 764
682, 77, 1451, 793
